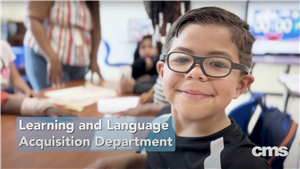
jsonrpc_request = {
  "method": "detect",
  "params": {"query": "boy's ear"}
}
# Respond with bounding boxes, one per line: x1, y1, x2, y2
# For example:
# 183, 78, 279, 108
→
233, 74, 255, 99
156, 61, 165, 78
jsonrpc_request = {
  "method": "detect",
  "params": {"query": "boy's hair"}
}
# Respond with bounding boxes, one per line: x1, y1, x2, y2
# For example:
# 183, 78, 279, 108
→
163, 7, 255, 68
134, 35, 162, 60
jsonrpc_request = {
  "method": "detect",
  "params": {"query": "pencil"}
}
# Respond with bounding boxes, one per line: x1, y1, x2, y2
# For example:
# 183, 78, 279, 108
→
142, 86, 155, 103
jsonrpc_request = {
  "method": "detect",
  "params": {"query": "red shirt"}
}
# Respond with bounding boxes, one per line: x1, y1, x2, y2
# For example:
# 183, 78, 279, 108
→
1, 91, 9, 105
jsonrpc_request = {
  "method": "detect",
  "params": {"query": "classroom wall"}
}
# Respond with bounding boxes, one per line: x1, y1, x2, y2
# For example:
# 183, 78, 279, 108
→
1, 1, 27, 22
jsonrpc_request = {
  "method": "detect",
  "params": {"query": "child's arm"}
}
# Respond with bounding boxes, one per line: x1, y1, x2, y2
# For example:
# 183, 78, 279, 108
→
1, 93, 77, 117
9, 62, 37, 97
145, 57, 154, 72
138, 92, 154, 104
132, 57, 147, 79
1, 92, 22, 115
85, 153, 147, 169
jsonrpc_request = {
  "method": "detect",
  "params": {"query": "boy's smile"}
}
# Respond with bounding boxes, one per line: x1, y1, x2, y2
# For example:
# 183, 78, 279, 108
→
157, 24, 254, 122
176, 89, 213, 101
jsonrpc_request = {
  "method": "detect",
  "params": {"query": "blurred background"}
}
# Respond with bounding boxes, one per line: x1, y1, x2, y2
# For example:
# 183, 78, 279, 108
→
0, 1, 299, 168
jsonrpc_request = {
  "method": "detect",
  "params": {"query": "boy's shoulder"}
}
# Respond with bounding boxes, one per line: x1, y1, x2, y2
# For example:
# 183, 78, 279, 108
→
146, 119, 271, 169
217, 120, 271, 168
221, 138, 271, 169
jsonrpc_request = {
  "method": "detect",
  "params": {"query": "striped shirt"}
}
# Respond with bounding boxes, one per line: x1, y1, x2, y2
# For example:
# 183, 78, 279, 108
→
24, 1, 93, 66
153, 76, 169, 105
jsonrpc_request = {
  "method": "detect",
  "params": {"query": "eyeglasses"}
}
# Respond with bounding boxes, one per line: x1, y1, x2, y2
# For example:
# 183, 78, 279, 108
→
160, 51, 250, 78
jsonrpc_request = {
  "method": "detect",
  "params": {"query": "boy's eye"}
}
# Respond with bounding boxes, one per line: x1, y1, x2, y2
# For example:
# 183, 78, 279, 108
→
171, 56, 192, 63
209, 61, 230, 68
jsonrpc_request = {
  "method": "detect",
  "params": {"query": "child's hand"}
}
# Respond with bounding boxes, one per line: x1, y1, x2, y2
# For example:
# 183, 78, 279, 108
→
117, 76, 135, 94
138, 92, 154, 105
24, 89, 38, 98
145, 57, 154, 71
45, 108, 78, 117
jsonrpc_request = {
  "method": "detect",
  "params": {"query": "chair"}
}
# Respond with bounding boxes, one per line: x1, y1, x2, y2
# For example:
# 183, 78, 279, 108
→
228, 93, 298, 169
10, 46, 32, 89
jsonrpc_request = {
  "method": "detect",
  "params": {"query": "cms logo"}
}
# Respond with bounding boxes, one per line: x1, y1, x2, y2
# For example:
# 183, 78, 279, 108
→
252, 146, 288, 157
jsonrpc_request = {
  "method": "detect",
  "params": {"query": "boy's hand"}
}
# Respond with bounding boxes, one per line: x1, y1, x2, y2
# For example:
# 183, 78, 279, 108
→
45, 108, 78, 117
24, 89, 38, 98
117, 76, 135, 94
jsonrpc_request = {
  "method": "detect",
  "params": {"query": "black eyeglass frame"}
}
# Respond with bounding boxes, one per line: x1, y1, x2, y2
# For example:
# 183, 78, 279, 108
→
159, 51, 250, 78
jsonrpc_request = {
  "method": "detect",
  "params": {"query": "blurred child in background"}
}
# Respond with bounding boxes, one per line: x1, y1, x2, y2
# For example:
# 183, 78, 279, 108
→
118, 35, 162, 94
1, 40, 76, 117
1, 40, 37, 98
132, 35, 161, 80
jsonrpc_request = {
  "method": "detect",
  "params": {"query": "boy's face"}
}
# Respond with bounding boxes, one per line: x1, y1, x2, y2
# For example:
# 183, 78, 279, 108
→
157, 24, 254, 120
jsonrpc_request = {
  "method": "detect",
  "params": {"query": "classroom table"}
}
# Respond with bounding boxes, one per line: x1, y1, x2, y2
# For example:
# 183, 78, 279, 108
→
1, 80, 137, 169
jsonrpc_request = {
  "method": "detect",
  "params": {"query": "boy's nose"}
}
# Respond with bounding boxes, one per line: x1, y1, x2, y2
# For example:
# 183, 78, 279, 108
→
184, 64, 208, 81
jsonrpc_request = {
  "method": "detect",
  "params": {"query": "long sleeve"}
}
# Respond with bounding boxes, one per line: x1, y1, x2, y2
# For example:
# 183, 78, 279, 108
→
132, 57, 158, 80
132, 57, 147, 80
133, 75, 158, 94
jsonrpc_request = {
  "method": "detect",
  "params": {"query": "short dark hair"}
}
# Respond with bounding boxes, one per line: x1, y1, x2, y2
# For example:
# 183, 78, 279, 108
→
163, 7, 255, 68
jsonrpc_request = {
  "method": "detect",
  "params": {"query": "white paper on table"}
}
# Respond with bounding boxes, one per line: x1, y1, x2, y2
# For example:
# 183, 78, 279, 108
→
44, 86, 118, 105
278, 74, 300, 94
278, 74, 300, 84
119, 65, 132, 79
286, 83, 300, 94
97, 97, 140, 113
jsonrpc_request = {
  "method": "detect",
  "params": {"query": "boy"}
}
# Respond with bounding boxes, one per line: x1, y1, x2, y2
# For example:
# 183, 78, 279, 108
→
86, 7, 272, 169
